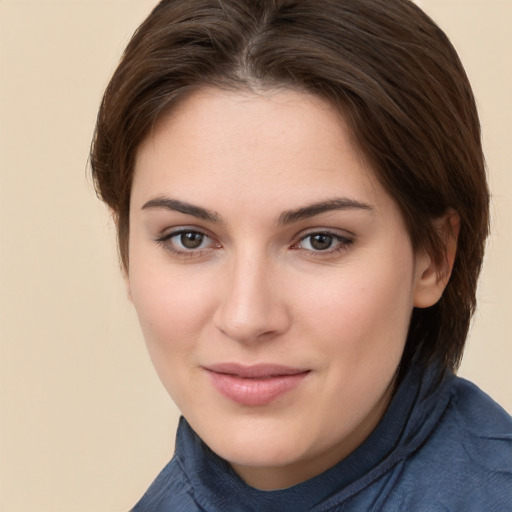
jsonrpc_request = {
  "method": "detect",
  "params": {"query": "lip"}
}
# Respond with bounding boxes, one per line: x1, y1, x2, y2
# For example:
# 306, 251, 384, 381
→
203, 363, 310, 406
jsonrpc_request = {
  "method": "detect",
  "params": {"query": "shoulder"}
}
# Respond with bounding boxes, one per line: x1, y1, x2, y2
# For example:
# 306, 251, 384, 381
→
422, 375, 512, 458
129, 456, 198, 512
447, 377, 512, 471
396, 376, 512, 511
450, 376, 512, 434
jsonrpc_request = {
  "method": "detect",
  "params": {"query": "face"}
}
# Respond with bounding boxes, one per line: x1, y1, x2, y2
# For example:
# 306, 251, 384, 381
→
128, 88, 435, 490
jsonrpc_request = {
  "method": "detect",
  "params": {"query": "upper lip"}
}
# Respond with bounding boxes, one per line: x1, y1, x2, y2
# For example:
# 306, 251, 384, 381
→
203, 363, 310, 379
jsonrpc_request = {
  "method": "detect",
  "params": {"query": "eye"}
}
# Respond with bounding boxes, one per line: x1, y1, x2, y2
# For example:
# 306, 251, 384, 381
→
156, 229, 219, 255
176, 231, 206, 249
294, 232, 353, 253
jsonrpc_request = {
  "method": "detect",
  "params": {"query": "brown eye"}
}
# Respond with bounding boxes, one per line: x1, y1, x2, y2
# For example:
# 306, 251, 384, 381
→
157, 229, 216, 255
180, 231, 204, 249
295, 232, 353, 254
309, 234, 333, 251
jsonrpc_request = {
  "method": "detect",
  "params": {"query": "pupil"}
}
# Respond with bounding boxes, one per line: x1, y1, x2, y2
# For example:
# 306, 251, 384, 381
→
181, 232, 203, 249
311, 234, 332, 250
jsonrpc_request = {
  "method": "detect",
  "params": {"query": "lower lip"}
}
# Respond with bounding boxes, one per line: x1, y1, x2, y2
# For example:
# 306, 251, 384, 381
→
206, 370, 309, 406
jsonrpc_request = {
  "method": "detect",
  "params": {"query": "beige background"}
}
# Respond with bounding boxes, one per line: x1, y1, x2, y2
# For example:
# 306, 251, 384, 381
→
0, 0, 510, 510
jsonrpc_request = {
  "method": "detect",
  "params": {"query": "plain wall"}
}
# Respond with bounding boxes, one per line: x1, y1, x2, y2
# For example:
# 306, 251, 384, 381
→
0, 1, 510, 510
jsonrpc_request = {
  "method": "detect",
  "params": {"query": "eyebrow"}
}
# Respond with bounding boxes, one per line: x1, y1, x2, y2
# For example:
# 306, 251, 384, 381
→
141, 197, 222, 223
278, 198, 373, 224
141, 196, 373, 224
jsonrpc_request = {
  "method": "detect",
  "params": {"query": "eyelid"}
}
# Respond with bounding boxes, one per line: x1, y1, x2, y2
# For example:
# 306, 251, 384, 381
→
291, 228, 354, 254
154, 225, 354, 258
155, 226, 221, 256
293, 227, 354, 243
156, 224, 216, 241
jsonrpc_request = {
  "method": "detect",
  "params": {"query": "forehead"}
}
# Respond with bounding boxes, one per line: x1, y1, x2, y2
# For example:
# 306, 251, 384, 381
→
132, 87, 393, 220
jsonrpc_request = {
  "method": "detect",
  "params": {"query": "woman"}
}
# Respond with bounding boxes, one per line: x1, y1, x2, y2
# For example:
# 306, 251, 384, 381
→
90, 0, 512, 510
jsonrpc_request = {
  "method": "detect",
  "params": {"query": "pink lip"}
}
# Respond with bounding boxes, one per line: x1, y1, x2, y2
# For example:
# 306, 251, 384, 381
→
203, 363, 310, 406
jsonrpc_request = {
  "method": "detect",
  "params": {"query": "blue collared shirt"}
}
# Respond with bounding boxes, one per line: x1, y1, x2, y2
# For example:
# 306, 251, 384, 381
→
131, 364, 512, 511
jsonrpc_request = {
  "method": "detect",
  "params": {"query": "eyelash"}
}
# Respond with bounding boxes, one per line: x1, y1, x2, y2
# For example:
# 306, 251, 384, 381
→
292, 231, 354, 256
155, 229, 219, 258
155, 229, 354, 258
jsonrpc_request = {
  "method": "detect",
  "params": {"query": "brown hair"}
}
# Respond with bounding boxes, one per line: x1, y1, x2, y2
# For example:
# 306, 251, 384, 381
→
90, 0, 489, 376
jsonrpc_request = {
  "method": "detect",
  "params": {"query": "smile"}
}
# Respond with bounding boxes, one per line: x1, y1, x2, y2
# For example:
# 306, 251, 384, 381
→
203, 363, 311, 406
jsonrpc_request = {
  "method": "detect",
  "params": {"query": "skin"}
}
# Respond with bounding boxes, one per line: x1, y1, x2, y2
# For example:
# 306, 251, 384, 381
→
127, 87, 451, 490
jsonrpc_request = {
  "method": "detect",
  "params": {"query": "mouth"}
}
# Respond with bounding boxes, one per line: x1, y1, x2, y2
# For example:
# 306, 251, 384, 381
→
203, 363, 311, 406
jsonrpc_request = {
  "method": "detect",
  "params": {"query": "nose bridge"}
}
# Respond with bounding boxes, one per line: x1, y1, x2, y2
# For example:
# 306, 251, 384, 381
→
214, 246, 288, 343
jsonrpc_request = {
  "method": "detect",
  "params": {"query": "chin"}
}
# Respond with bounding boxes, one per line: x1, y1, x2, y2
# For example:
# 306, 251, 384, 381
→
222, 439, 301, 468
195, 415, 311, 468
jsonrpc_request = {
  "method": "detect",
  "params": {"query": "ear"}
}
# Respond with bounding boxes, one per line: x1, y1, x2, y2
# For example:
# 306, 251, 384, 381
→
413, 210, 460, 308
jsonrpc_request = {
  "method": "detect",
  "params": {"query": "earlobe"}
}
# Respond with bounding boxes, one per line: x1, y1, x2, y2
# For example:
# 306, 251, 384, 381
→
413, 210, 460, 309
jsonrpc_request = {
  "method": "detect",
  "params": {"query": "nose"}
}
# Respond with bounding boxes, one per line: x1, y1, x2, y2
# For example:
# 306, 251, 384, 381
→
213, 252, 291, 344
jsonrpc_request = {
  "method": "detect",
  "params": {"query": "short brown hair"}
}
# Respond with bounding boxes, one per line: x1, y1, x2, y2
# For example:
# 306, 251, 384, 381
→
90, 0, 489, 376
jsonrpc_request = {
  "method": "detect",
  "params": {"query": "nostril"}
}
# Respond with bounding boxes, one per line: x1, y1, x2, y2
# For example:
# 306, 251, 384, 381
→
217, 322, 273, 344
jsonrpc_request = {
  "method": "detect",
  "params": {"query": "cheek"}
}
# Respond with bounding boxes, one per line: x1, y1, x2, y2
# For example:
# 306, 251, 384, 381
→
296, 254, 415, 361
128, 267, 218, 403
129, 261, 217, 356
